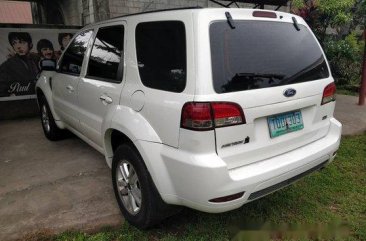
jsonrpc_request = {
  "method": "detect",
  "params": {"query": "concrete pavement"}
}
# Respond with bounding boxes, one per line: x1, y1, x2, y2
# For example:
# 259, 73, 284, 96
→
0, 119, 122, 241
0, 94, 365, 241
334, 94, 366, 135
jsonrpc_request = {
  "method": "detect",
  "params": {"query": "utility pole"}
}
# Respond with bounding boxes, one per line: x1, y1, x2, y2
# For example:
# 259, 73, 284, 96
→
359, 29, 366, 105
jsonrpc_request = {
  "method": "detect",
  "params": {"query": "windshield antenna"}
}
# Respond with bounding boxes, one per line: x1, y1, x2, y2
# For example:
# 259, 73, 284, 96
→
292, 17, 301, 31
225, 12, 236, 29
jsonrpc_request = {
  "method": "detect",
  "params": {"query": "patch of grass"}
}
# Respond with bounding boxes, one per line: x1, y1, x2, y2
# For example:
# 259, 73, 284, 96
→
28, 134, 366, 241
336, 85, 359, 96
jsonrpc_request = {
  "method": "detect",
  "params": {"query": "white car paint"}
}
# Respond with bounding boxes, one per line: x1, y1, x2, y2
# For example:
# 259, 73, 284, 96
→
36, 8, 342, 213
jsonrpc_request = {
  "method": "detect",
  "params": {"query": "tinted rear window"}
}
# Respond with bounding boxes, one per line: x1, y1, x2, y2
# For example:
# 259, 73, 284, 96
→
87, 25, 124, 82
210, 21, 329, 93
136, 21, 186, 93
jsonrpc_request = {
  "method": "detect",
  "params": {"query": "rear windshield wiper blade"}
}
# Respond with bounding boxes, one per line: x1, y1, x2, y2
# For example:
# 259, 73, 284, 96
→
292, 17, 301, 31
235, 72, 285, 80
225, 12, 236, 29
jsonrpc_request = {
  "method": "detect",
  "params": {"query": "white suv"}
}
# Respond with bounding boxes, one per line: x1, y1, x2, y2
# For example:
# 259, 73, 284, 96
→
36, 7, 342, 228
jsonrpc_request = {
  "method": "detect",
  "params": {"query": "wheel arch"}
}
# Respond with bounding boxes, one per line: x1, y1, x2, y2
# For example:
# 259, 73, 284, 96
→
99, 103, 180, 205
35, 73, 64, 127
103, 106, 162, 166
103, 118, 161, 164
104, 127, 176, 205
104, 128, 135, 167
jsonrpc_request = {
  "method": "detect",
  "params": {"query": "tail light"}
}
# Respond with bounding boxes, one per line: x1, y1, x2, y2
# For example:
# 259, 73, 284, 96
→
211, 102, 245, 127
321, 82, 336, 105
181, 103, 213, 130
181, 102, 245, 131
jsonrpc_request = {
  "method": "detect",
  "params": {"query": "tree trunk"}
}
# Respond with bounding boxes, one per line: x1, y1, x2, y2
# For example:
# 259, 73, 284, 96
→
359, 29, 366, 105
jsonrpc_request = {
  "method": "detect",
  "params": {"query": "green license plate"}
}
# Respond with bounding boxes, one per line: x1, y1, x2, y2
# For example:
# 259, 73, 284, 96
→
267, 111, 304, 138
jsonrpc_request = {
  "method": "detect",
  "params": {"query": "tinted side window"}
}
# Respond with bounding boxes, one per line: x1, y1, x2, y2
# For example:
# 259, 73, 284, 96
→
136, 21, 186, 92
59, 30, 93, 75
87, 26, 124, 82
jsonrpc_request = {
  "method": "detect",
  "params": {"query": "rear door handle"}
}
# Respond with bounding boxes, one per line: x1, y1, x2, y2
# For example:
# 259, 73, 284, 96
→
99, 95, 113, 104
66, 85, 74, 93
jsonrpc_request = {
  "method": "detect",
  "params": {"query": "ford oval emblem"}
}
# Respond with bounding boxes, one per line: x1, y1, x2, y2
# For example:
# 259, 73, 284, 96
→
283, 88, 296, 97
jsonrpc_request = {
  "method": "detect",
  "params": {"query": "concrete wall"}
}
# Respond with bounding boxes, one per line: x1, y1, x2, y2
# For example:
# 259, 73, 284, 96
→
82, 0, 110, 25
59, 0, 83, 25
108, 0, 208, 18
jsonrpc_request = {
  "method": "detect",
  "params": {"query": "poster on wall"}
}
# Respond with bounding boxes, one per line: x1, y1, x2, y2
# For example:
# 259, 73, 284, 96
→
0, 26, 79, 101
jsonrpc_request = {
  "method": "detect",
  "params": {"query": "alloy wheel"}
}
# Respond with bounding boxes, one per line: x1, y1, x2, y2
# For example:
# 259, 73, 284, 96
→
41, 105, 51, 133
116, 159, 142, 215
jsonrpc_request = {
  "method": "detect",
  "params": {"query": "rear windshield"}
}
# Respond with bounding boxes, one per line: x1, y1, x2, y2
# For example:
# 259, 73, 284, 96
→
210, 21, 329, 93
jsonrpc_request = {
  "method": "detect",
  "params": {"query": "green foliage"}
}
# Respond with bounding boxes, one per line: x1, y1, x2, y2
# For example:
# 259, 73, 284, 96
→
317, 0, 355, 17
345, 33, 364, 53
317, 0, 355, 26
291, 0, 365, 89
323, 33, 364, 86
291, 0, 305, 8
350, 0, 366, 30
290, 0, 364, 39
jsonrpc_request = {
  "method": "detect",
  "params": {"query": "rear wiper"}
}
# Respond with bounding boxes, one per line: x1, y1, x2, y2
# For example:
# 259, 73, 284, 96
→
235, 72, 285, 80
292, 17, 301, 31
225, 12, 236, 29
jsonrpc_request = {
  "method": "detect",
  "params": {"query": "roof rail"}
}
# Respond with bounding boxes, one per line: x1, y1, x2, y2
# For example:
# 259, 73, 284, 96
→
110, 6, 203, 20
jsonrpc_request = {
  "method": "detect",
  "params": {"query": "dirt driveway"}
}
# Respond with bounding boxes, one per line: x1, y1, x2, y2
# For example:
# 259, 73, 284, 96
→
0, 118, 122, 241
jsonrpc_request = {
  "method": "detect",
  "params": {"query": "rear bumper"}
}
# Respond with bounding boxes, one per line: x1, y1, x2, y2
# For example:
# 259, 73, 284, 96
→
136, 118, 342, 213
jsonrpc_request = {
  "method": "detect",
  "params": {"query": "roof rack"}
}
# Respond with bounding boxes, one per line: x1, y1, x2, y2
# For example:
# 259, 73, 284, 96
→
110, 6, 203, 20
209, 0, 289, 10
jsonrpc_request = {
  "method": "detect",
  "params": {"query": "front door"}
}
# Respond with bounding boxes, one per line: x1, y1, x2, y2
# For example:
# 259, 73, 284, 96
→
78, 24, 125, 148
53, 30, 94, 130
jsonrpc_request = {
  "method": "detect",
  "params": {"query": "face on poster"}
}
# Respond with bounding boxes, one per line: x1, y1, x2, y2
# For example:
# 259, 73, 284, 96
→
0, 28, 78, 101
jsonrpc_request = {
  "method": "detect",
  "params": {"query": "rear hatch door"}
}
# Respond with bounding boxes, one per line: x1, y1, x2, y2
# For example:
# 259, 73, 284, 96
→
206, 16, 335, 169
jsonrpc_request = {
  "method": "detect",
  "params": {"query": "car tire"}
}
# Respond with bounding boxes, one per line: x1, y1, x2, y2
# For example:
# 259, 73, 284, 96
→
38, 97, 66, 141
112, 144, 179, 229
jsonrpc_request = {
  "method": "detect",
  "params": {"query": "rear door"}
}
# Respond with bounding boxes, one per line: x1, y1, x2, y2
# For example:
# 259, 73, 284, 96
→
202, 16, 335, 169
78, 23, 125, 148
131, 18, 195, 148
53, 30, 93, 130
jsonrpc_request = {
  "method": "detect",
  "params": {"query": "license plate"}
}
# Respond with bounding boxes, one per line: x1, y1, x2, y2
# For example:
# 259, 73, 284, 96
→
267, 111, 304, 138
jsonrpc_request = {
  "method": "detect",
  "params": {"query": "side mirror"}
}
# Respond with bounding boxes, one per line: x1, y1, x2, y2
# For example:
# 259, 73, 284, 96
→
40, 59, 56, 71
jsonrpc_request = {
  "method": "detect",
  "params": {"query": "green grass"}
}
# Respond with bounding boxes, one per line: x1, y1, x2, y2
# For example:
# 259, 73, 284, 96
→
30, 134, 366, 241
336, 85, 359, 96
337, 89, 359, 96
